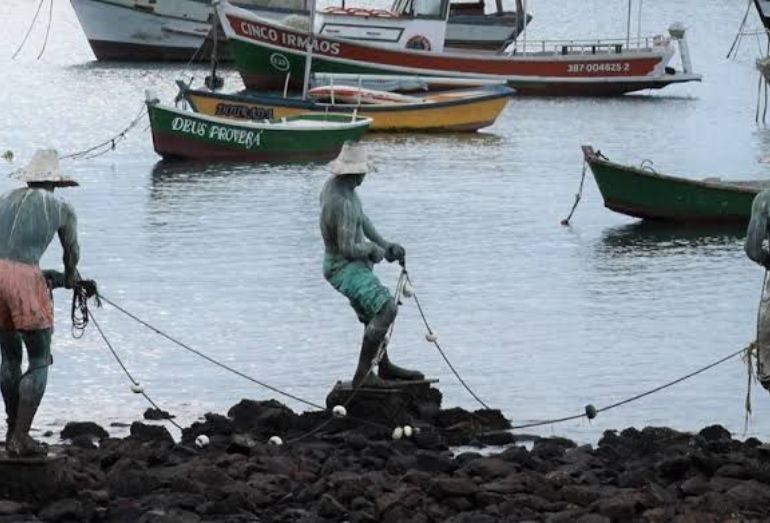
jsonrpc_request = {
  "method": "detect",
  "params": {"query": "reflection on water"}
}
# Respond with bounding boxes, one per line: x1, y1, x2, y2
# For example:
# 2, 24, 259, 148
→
599, 221, 746, 257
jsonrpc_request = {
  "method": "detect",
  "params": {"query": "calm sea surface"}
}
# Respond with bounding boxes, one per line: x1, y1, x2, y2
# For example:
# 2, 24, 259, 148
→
1, 0, 769, 443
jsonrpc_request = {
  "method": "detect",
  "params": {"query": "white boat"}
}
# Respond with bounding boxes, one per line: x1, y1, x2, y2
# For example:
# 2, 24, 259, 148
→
69, 0, 306, 61
69, 0, 530, 61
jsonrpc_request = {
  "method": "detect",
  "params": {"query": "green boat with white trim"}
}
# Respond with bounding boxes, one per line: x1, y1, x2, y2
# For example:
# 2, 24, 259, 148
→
146, 96, 372, 162
583, 145, 770, 224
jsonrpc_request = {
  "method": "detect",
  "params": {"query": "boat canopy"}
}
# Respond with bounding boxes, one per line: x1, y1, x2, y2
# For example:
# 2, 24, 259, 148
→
390, 0, 450, 19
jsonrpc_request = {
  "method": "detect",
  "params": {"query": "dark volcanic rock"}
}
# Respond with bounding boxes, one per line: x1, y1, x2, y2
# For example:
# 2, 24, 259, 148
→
129, 422, 174, 445
698, 425, 731, 442
9, 399, 770, 523
60, 421, 108, 441
143, 408, 175, 421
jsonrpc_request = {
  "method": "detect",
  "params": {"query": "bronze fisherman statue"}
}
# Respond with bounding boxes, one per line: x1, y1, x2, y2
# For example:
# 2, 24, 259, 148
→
320, 143, 424, 387
0, 149, 80, 457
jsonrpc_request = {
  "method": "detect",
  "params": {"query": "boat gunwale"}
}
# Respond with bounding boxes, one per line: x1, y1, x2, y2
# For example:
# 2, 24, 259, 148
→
148, 102, 372, 131
581, 145, 765, 195
182, 84, 513, 114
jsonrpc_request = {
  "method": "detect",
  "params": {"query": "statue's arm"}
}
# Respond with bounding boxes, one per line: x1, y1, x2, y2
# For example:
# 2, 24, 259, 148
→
336, 200, 378, 261
58, 203, 80, 286
361, 214, 390, 249
746, 195, 770, 268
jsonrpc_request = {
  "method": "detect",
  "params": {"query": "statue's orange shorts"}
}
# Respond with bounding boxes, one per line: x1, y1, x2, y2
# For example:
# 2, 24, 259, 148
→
0, 259, 53, 331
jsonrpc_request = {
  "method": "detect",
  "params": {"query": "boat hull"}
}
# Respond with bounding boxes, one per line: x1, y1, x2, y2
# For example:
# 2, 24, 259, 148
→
220, 4, 701, 97
70, 0, 527, 61
70, 0, 216, 61
583, 147, 764, 223
182, 85, 512, 132
147, 103, 370, 161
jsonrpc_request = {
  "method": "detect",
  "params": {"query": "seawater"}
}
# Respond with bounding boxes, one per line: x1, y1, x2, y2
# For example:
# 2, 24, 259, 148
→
0, 0, 768, 443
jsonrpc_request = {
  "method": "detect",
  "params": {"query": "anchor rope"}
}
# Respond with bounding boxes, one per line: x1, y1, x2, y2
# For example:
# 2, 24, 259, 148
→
60, 104, 147, 161
560, 159, 588, 226
10, 0, 46, 60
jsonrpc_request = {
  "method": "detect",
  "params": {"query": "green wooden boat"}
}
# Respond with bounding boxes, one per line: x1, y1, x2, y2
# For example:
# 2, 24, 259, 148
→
583, 145, 770, 224
146, 98, 371, 162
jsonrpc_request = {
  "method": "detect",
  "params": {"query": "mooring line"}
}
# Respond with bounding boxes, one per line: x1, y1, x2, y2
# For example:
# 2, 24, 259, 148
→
60, 103, 147, 161
36, 0, 54, 60
11, 0, 46, 60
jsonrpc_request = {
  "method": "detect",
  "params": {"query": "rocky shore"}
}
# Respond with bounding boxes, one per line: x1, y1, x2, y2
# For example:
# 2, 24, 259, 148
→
0, 396, 769, 522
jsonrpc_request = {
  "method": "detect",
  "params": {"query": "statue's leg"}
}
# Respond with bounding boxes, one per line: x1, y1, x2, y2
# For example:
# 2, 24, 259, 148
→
7, 329, 51, 457
759, 283, 770, 390
379, 349, 425, 381
353, 300, 399, 388
0, 331, 22, 446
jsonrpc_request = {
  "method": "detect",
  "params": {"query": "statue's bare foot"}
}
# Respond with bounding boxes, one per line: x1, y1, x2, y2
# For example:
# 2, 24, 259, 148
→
379, 361, 424, 381
353, 373, 401, 389
7, 434, 48, 458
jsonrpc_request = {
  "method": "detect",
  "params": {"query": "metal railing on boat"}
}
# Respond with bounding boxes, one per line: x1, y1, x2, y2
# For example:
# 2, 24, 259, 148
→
505, 35, 665, 56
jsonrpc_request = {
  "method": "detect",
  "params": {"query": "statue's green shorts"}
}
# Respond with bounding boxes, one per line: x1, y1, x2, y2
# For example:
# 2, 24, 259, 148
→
324, 256, 393, 324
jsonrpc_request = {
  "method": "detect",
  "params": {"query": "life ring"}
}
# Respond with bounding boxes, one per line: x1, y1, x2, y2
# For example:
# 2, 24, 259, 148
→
405, 35, 431, 51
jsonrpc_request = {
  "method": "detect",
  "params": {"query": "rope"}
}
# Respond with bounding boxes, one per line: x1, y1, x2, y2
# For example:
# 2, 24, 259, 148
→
70, 279, 101, 339
98, 295, 327, 412
11, 0, 46, 59
89, 312, 184, 431
727, 0, 753, 59
36, 0, 54, 60
60, 104, 146, 161
560, 159, 588, 226
404, 269, 492, 412
510, 344, 751, 430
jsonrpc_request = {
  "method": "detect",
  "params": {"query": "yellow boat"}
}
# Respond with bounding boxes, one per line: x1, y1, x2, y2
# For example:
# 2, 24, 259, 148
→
180, 83, 513, 132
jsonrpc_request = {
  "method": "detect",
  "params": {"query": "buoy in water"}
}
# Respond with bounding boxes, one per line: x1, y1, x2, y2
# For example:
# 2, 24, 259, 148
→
402, 281, 414, 298
195, 435, 210, 448
268, 436, 283, 446
392, 427, 404, 440
332, 405, 347, 418
130, 383, 144, 394
403, 425, 413, 438
425, 332, 438, 343
585, 404, 597, 420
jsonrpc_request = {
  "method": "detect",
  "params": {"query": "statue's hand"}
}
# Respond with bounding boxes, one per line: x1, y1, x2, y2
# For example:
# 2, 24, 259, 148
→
385, 243, 405, 264
41, 270, 66, 290
368, 244, 385, 264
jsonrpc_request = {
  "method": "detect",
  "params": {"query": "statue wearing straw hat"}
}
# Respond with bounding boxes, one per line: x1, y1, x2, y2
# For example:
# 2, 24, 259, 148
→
0, 149, 80, 457
320, 142, 424, 387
